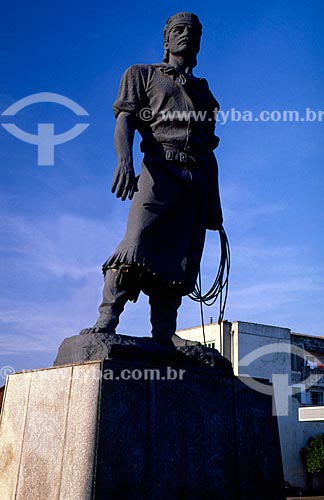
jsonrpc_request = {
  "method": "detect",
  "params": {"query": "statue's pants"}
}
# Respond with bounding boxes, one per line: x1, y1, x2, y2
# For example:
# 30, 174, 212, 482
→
95, 268, 182, 342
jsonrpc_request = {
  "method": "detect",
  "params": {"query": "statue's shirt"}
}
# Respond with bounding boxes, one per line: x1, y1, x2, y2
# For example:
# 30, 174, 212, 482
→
105, 63, 222, 293
113, 64, 220, 153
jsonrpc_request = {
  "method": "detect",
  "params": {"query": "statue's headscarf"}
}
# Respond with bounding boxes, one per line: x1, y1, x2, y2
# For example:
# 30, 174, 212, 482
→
163, 12, 202, 66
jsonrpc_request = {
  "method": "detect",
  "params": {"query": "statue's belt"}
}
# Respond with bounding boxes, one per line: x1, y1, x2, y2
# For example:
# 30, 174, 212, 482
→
145, 146, 197, 167
164, 149, 196, 166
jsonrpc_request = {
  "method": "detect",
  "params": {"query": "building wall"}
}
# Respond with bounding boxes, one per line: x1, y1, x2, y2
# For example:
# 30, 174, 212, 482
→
231, 321, 291, 379
176, 322, 222, 352
278, 396, 324, 489
176, 321, 233, 361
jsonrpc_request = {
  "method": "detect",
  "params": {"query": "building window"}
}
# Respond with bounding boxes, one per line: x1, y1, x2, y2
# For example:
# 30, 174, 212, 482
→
291, 353, 304, 371
310, 391, 324, 406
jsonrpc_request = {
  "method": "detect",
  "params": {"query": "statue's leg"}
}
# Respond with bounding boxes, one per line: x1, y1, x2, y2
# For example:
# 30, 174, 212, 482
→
149, 292, 182, 345
96, 268, 130, 331
80, 268, 131, 335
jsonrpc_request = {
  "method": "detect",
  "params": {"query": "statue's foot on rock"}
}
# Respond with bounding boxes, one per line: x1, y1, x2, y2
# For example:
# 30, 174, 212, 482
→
79, 326, 115, 336
55, 331, 233, 374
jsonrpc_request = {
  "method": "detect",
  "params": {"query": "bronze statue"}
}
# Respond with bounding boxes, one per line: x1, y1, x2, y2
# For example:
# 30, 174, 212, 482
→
81, 12, 223, 345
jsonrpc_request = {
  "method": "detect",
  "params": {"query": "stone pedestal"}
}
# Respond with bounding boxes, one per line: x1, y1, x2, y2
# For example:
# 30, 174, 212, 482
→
0, 359, 285, 500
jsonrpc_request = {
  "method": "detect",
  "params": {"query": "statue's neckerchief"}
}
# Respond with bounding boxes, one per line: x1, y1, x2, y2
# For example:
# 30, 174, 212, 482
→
158, 63, 203, 86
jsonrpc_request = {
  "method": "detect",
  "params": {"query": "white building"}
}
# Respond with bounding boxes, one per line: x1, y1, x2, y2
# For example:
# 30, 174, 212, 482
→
177, 320, 324, 490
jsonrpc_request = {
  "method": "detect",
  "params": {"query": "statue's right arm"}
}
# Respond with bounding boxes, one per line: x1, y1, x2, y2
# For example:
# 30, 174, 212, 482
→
111, 111, 137, 201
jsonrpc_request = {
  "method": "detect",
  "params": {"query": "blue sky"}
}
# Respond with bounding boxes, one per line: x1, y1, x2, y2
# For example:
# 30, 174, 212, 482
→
1, 0, 324, 378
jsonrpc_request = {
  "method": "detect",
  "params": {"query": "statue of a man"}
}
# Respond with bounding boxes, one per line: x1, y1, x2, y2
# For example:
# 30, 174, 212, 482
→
81, 12, 223, 344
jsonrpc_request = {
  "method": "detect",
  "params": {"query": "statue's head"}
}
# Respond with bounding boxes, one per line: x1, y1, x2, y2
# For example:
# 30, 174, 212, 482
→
163, 12, 202, 67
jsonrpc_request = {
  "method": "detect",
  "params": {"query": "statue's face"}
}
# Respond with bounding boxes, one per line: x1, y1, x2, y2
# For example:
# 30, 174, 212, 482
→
166, 23, 201, 58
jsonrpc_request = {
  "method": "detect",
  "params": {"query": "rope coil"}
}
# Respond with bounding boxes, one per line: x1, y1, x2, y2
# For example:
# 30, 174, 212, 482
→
188, 226, 230, 331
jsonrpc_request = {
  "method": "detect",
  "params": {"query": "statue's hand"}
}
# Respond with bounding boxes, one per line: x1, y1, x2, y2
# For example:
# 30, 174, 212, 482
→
128, 175, 140, 200
111, 162, 138, 201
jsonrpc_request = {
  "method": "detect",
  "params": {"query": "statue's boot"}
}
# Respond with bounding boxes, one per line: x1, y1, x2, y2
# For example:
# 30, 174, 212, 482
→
149, 292, 182, 346
80, 269, 130, 335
